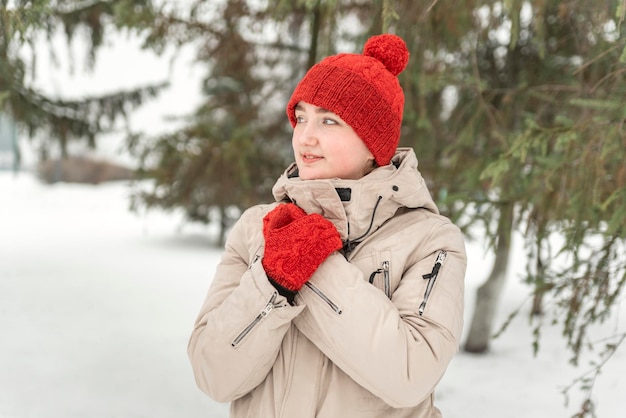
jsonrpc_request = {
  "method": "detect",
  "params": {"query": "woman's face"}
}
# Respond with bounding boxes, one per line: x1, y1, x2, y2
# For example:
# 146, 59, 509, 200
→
291, 101, 374, 180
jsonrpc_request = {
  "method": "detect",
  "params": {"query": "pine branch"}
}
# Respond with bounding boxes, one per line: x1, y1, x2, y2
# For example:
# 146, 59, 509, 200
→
561, 332, 626, 418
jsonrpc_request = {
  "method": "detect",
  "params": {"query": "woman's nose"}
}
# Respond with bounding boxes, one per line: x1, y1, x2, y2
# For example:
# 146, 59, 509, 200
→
295, 121, 317, 145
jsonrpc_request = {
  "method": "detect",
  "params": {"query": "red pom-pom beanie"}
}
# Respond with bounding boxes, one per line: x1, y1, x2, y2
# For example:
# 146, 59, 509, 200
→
286, 34, 410, 167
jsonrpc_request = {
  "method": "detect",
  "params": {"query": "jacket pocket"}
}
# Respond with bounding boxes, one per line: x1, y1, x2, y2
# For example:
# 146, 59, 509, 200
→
368, 260, 391, 299
231, 292, 284, 347
304, 282, 343, 314
356, 250, 393, 298
418, 250, 447, 316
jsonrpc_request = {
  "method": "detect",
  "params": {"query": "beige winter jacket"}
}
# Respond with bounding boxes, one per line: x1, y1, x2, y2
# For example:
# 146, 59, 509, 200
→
188, 148, 466, 418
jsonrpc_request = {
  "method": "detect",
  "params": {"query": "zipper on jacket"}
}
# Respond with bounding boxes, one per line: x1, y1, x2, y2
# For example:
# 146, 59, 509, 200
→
368, 261, 391, 299
368, 269, 381, 283
232, 292, 282, 347
249, 254, 260, 268
304, 282, 342, 314
382, 261, 390, 298
418, 251, 447, 316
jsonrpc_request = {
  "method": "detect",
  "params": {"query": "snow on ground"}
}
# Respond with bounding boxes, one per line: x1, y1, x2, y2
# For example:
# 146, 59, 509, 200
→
0, 171, 624, 418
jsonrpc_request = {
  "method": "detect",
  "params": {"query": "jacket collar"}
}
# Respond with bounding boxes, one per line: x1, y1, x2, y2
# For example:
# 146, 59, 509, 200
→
272, 148, 439, 244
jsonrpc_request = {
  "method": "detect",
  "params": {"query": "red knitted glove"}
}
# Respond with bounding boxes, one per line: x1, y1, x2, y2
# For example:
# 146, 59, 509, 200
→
262, 203, 343, 291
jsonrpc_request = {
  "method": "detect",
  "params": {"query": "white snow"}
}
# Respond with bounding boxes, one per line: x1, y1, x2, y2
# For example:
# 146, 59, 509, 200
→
1, 171, 623, 418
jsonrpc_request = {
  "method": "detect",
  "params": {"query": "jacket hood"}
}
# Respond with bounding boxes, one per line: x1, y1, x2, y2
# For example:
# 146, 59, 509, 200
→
272, 148, 439, 244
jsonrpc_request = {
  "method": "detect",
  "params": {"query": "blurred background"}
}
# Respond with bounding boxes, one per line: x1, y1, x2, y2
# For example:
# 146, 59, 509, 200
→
1, 1, 625, 417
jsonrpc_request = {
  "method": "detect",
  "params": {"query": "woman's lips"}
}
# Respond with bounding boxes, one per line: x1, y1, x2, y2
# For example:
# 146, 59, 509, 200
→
301, 153, 323, 162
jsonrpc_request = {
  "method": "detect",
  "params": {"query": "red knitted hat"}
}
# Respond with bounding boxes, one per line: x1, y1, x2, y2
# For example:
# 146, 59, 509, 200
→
286, 34, 409, 166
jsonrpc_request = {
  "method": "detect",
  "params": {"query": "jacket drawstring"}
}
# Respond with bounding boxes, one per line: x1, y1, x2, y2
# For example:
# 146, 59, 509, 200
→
342, 195, 383, 255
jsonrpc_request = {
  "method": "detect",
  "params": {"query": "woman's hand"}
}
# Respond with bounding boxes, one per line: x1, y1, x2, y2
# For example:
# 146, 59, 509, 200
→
262, 203, 342, 291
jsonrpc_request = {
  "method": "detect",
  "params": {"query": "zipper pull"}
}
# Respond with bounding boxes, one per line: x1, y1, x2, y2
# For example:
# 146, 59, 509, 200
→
260, 300, 275, 317
422, 251, 447, 280
419, 251, 447, 315
382, 261, 391, 298
249, 254, 261, 269
231, 292, 280, 347
265, 292, 279, 311
369, 268, 382, 284
368, 261, 392, 298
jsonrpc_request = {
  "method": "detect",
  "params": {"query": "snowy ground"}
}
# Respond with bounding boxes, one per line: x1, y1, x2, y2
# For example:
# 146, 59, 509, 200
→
1, 171, 624, 418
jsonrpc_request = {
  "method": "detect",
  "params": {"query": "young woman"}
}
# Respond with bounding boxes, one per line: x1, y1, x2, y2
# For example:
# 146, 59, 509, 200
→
188, 34, 466, 418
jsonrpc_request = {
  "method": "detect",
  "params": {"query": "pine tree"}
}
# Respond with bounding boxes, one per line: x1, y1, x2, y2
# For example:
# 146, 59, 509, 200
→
126, 0, 377, 244
128, 0, 292, 245
387, 1, 625, 413
0, 0, 167, 160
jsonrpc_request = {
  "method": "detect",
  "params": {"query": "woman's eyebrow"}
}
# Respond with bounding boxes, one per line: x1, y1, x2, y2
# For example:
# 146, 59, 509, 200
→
294, 104, 334, 114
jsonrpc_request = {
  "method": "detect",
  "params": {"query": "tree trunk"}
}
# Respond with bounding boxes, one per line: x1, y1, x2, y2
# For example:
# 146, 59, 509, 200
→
531, 291, 544, 316
217, 206, 227, 248
531, 238, 546, 316
464, 202, 514, 353
307, 1, 322, 69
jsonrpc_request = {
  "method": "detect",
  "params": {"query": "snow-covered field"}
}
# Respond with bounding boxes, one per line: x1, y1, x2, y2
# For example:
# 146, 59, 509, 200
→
1, 171, 624, 418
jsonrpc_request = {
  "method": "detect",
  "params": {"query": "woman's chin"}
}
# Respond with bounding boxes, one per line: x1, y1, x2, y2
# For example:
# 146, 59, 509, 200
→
298, 167, 325, 180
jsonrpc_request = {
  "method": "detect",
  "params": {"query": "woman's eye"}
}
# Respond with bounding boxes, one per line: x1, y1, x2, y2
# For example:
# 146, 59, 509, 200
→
322, 118, 338, 125
295, 115, 306, 123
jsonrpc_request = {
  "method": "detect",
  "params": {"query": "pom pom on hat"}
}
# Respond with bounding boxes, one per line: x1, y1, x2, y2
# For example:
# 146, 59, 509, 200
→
363, 34, 409, 76
286, 34, 410, 167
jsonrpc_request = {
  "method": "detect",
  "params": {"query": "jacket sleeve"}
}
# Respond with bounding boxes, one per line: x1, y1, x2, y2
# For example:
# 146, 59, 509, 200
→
292, 219, 466, 408
187, 206, 304, 402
